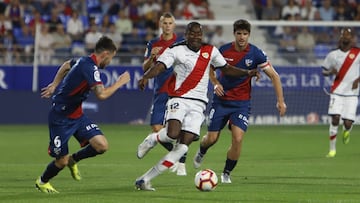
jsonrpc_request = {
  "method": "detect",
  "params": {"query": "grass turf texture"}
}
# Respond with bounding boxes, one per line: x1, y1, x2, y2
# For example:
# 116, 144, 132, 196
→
0, 124, 359, 203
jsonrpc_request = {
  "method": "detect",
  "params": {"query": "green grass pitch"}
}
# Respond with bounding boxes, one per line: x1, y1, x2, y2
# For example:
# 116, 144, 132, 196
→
0, 124, 359, 203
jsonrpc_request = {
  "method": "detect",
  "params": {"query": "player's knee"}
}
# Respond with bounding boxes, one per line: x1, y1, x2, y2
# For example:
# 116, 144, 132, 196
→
96, 142, 108, 154
204, 133, 219, 145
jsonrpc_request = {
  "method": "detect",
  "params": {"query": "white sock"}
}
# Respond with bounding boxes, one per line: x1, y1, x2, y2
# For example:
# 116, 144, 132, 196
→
141, 144, 188, 182
156, 127, 176, 143
329, 124, 338, 151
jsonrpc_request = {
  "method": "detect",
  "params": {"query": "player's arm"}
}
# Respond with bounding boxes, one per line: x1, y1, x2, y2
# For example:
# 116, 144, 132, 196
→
41, 60, 71, 98
209, 65, 224, 96
219, 64, 260, 79
352, 76, 360, 89
263, 64, 286, 116
322, 66, 337, 76
138, 62, 166, 90
143, 47, 161, 73
92, 71, 130, 100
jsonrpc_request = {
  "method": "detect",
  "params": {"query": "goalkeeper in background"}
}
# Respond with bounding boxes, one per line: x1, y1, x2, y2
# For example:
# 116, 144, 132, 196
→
322, 28, 360, 158
193, 19, 286, 183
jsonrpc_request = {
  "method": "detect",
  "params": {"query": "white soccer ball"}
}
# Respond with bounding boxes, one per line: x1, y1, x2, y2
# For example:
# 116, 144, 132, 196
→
194, 169, 218, 191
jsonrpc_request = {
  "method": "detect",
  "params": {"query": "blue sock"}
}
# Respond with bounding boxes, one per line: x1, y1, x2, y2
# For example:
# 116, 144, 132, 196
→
41, 161, 63, 183
223, 158, 237, 175
72, 144, 100, 162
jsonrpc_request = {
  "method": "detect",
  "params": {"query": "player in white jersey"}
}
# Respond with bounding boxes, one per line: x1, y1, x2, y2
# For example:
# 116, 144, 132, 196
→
322, 28, 360, 158
135, 22, 259, 191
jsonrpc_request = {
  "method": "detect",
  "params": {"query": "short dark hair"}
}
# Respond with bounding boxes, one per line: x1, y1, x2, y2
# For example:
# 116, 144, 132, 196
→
94, 36, 117, 54
185, 21, 202, 34
233, 19, 251, 33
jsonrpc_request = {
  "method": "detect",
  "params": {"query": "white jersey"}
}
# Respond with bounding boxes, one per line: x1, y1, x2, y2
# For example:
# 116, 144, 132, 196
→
322, 47, 360, 96
158, 42, 227, 103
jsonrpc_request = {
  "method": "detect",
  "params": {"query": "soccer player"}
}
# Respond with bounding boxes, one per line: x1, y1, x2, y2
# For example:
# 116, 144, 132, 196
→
141, 12, 187, 176
193, 19, 287, 183
135, 21, 259, 191
322, 28, 360, 158
35, 36, 130, 193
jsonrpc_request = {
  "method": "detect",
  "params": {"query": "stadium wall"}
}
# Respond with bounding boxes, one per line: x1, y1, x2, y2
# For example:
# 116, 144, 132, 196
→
0, 66, 359, 124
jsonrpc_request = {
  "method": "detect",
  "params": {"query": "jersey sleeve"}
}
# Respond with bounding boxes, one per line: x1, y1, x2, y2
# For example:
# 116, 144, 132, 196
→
157, 47, 175, 69
255, 47, 271, 70
322, 51, 335, 70
82, 63, 103, 87
210, 46, 227, 68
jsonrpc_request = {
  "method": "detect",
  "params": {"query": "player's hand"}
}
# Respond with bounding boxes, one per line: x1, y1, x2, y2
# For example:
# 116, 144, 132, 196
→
213, 84, 224, 96
41, 83, 56, 98
138, 78, 148, 91
117, 71, 130, 87
329, 68, 338, 75
248, 69, 261, 81
276, 101, 287, 117
352, 78, 360, 89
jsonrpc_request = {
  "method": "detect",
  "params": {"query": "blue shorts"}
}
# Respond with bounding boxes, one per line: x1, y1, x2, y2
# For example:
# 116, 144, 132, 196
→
47, 110, 103, 158
150, 92, 168, 126
208, 100, 250, 132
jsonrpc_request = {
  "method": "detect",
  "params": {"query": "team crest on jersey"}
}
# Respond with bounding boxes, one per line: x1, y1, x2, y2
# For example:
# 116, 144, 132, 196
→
245, 59, 253, 67
349, 53, 355, 59
94, 70, 101, 82
202, 52, 209, 59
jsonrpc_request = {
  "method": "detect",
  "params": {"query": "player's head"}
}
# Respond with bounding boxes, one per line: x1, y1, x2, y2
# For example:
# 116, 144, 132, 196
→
233, 19, 251, 49
185, 21, 203, 52
339, 27, 355, 48
94, 36, 117, 69
159, 12, 175, 36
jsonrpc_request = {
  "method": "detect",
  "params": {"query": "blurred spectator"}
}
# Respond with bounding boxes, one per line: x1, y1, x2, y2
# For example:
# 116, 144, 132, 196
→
28, 10, 45, 34
36, 24, 54, 64
0, 12, 12, 37
105, 23, 122, 50
4, 0, 24, 28
262, 0, 281, 20
47, 9, 63, 33
252, 0, 266, 19
281, 0, 300, 19
142, 0, 162, 23
178, 0, 199, 19
311, 10, 331, 44
106, 0, 123, 16
84, 24, 102, 53
52, 24, 72, 57
318, 0, 335, 21
100, 14, 112, 33
66, 11, 85, 42
300, 0, 317, 20
68, 0, 86, 16
114, 10, 133, 35
196, 0, 214, 20
124, 0, 143, 28
296, 26, 316, 64
334, 4, 353, 20
353, 4, 360, 20
279, 26, 297, 63
33, 0, 53, 16
2, 31, 20, 64
16, 24, 34, 63
209, 26, 226, 48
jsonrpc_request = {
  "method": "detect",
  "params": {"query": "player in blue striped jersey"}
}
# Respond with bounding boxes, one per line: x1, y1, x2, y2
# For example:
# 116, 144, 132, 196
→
193, 19, 287, 183
35, 36, 130, 193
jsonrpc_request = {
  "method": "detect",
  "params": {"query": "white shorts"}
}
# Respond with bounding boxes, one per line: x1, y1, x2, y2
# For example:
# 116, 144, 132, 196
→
165, 97, 206, 136
328, 94, 358, 121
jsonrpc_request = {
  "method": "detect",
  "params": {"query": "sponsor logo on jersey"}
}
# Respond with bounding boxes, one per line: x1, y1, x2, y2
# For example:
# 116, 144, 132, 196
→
245, 59, 253, 66
94, 70, 101, 82
202, 52, 209, 59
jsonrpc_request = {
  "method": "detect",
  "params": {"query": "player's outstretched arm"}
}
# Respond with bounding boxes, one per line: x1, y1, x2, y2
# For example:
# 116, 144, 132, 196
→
41, 60, 71, 98
138, 62, 166, 90
322, 67, 337, 76
221, 64, 260, 79
93, 71, 130, 100
352, 77, 360, 89
263, 65, 286, 116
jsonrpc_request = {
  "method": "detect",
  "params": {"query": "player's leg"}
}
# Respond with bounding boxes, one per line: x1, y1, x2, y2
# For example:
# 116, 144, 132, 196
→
221, 125, 245, 184
70, 117, 108, 180
326, 95, 343, 157
220, 102, 249, 183
36, 116, 74, 193
194, 103, 228, 168
341, 96, 358, 144
137, 98, 185, 159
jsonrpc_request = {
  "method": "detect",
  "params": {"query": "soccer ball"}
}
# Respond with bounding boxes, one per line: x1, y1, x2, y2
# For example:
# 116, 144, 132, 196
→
194, 169, 218, 191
